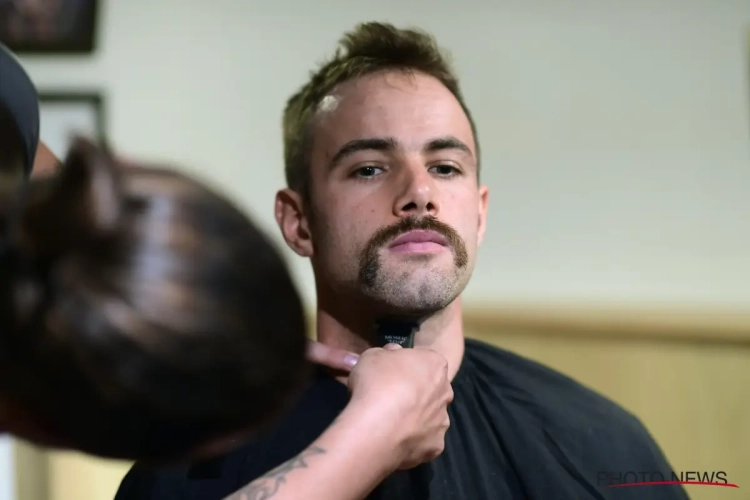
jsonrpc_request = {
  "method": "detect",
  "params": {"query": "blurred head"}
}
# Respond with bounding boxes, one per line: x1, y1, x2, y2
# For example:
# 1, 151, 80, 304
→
275, 22, 489, 318
0, 138, 309, 462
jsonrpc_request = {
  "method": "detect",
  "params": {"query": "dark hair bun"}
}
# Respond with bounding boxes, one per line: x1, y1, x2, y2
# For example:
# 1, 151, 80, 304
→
13, 137, 123, 261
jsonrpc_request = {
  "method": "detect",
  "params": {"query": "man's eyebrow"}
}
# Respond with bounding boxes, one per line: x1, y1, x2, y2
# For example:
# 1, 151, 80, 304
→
329, 137, 397, 169
423, 136, 473, 159
328, 135, 475, 170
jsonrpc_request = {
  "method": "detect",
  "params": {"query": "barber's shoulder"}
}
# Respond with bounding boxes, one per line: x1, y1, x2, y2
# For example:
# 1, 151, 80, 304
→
226, 372, 349, 484
115, 371, 349, 495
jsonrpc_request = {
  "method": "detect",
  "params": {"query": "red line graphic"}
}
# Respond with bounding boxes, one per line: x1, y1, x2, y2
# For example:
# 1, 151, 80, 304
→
605, 481, 739, 488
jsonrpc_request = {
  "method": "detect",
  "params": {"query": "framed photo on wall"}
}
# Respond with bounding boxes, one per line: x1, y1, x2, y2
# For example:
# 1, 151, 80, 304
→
38, 91, 106, 160
0, 0, 100, 55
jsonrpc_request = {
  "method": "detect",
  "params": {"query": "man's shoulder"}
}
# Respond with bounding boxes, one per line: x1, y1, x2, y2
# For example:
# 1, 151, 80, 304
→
464, 338, 632, 413
462, 338, 664, 459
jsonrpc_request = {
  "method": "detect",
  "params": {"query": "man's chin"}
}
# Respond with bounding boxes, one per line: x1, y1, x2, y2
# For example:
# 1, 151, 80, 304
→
363, 285, 459, 318
381, 253, 458, 274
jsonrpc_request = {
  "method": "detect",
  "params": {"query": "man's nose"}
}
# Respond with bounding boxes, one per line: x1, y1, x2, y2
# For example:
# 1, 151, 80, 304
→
391, 162, 439, 218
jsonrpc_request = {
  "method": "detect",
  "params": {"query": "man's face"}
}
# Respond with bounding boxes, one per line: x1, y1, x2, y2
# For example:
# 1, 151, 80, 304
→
281, 71, 488, 317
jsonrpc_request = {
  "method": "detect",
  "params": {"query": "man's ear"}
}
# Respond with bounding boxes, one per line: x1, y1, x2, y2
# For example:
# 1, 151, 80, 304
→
274, 188, 314, 257
477, 185, 489, 246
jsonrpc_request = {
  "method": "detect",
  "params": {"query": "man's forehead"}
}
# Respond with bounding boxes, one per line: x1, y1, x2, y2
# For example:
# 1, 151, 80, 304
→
313, 74, 474, 156
316, 95, 341, 114
319, 71, 452, 109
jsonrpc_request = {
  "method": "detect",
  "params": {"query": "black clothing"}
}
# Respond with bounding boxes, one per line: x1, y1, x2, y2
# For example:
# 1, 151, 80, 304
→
0, 43, 39, 175
115, 338, 688, 499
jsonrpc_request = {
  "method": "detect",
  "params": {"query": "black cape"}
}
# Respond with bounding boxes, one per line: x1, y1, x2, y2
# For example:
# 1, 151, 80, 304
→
114, 339, 688, 499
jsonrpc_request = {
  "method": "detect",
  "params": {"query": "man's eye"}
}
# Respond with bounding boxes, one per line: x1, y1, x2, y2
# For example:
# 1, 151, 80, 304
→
354, 166, 383, 178
430, 164, 459, 176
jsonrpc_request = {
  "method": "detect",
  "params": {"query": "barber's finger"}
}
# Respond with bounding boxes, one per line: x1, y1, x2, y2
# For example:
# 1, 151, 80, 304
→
382, 343, 403, 351
306, 340, 359, 371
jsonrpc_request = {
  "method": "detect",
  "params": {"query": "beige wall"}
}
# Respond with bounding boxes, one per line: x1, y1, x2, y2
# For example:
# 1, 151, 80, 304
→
16, 305, 750, 500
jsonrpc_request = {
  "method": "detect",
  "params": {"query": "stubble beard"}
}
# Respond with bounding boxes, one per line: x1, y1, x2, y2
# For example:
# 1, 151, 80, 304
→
356, 215, 471, 317
359, 255, 466, 317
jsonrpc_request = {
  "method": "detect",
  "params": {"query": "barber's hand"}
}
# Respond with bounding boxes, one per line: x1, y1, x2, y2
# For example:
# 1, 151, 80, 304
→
347, 344, 453, 470
306, 340, 359, 372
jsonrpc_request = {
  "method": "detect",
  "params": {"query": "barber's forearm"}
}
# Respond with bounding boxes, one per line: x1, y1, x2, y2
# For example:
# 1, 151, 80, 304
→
224, 401, 397, 500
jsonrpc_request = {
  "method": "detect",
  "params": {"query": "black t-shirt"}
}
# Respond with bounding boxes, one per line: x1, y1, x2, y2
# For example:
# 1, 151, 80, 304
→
114, 339, 688, 500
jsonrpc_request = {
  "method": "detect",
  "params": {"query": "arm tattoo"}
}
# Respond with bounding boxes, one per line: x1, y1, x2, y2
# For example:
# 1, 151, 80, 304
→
224, 445, 327, 500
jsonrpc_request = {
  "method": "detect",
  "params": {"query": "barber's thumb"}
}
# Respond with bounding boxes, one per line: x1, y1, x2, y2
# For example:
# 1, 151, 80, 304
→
306, 340, 359, 371
383, 343, 403, 351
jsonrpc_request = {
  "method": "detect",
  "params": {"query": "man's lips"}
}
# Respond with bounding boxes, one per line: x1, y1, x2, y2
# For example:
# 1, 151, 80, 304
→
388, 230, 449, 253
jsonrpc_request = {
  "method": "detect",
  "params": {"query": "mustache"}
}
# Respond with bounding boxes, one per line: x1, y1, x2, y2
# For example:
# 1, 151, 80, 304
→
358, 216, 469, 287
367, 216, 464, 254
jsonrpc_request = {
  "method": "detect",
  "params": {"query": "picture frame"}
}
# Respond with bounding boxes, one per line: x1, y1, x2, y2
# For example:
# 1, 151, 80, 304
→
38, 91, 106, 159
0, 0, 100, 55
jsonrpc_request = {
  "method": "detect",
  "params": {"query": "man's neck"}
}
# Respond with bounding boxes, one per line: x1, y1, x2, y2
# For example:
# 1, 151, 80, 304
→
315, 297, 466, 382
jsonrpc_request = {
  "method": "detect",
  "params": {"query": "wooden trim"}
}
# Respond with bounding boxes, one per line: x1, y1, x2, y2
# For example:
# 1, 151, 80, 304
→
462, 303, 750, 345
